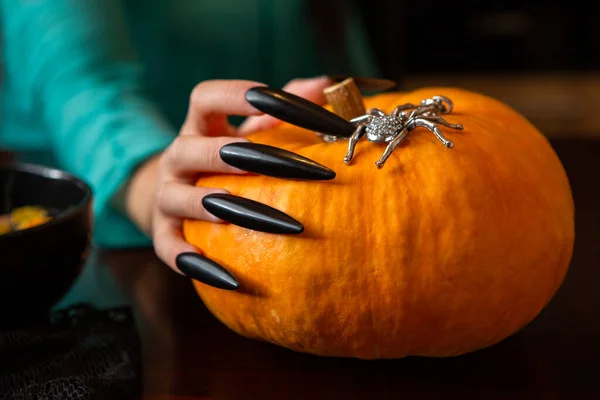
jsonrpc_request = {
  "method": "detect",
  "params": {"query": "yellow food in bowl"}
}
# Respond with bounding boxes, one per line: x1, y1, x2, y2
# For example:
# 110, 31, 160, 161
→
0, 217, 10, 235
0, 206, 53, 236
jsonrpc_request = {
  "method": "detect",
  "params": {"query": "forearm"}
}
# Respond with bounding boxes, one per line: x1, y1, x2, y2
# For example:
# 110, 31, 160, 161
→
2, 0, 176, 246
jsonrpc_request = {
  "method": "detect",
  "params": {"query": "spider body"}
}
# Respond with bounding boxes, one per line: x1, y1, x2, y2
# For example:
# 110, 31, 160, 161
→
343, 95, 464, 168
364, 114, 405, 143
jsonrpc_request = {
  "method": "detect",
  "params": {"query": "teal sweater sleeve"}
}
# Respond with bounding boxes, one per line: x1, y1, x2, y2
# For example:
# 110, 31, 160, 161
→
1, 0, 176, 248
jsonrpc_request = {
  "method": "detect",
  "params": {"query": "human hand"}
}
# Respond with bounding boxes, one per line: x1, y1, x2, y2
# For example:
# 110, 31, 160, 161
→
127, 77, 335, 290
236, 75, 332, 134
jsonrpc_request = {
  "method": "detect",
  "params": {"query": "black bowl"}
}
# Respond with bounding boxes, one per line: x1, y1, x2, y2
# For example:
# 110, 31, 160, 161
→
0, 163, 93, 328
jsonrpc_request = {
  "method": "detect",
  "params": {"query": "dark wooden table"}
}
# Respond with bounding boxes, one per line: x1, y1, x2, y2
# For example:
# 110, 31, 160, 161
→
56, 139, 600, 399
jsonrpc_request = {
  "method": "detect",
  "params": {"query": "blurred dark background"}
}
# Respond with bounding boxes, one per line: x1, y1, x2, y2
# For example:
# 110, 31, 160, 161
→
358, 0, 600, 138
1, 1, 598, 140
363, 0, 598, 75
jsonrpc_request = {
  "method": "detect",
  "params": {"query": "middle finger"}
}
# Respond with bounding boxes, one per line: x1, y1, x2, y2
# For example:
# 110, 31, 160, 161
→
165, 135, 249, 177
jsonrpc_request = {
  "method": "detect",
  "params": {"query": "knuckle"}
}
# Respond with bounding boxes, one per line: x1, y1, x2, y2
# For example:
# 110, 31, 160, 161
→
190, 81, 208, 107
157, 151, 171, 173
153, 181, 168, 211
184, 192, 205, 218
164, 140, 178, 166
165, 136, 186, 167
221, 80, 241, 101
200, 138, 224, 169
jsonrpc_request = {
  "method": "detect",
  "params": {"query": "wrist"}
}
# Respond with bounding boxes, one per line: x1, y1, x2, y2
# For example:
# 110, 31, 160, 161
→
115, 153, 163, 237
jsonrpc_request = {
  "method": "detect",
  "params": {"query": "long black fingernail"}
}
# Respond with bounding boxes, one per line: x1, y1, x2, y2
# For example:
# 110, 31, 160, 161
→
176, 252, 239, 290
220, 142, 335, 180
202, 193, 303, 234
245, 86, 355, 138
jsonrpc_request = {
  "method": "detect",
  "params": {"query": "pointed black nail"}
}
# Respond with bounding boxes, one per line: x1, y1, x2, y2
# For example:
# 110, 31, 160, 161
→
176, 252, 239, 290
202, 193, 303, 234
246, 86, 356, 138
328, 76, 398, 92
220, 142, 335, 180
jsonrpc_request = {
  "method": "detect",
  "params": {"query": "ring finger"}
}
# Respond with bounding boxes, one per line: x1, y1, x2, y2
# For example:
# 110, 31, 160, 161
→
155, 181, 227, 222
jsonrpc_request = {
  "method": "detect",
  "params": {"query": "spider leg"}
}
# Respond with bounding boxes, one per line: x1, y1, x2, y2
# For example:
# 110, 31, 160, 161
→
415, 105, 438, 117
406, 104, 437, 122
432, 96, 454, 114
427, 115, 463, 130
369, 108, 386, 117
413, 118, 454, 148
375, 128, 410, 168
392, 103, 418, 117
344, 125, 367, 164
350, 114, 371, 125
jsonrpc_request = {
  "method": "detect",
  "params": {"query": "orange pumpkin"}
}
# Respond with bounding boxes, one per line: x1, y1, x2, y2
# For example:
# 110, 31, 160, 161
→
182, 87, 575, 359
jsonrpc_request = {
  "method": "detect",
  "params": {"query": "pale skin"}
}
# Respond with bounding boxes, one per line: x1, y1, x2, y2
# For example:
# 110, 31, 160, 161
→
117, 77, 333, 275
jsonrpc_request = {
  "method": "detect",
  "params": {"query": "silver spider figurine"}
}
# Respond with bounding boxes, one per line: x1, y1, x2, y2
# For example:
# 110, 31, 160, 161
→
344, 95, 464, 168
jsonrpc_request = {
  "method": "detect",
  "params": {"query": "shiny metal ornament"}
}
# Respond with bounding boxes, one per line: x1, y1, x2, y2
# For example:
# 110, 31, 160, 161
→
343, 95, 464, 169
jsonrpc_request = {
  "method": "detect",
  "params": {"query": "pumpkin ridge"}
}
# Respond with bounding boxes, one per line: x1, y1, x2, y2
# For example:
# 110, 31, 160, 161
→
363, 164, 380, 359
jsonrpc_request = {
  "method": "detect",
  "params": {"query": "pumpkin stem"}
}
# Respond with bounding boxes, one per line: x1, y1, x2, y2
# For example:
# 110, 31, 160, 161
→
323, 77, 366, 121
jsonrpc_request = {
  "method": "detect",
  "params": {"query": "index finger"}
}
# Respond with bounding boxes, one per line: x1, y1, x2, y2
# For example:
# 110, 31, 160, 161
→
237, 76, 333, 136
183, 80, 267, 135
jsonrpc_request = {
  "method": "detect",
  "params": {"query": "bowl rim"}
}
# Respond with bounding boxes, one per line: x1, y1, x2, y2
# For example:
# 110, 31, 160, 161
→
0, 162, 93, 239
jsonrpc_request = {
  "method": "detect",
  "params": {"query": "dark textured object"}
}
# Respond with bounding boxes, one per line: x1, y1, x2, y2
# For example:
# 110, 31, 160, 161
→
220, 142, 335, 180
0, 163, 93, 329
176, 253, 239, 290
202, 193, 304, 234
245, 86, 356, 137
0, 304, 142, 400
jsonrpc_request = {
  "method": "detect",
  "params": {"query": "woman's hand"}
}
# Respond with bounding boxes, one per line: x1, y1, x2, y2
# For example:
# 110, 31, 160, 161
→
123, 77, 334, 289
